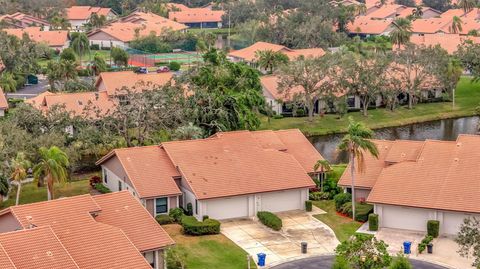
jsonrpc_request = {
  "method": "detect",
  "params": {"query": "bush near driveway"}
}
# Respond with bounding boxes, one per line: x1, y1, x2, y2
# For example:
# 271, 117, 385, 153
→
181, 216, 221, 235
334, 193, 351, 211
427, 220, 440, 238
305, 200, 313, 212
340, 202, 373, 222
257, 211, 282, 231
156, 214, 174, 225
369, 213, 379, 231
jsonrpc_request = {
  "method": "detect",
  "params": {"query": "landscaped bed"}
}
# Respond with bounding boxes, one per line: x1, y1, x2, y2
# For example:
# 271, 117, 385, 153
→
313, 200, 362, 243
163, 224, 257, 269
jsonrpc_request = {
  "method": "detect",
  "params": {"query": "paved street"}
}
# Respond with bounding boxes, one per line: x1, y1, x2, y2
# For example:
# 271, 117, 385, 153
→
6, 78, 49, 99
270, 255, 450, 269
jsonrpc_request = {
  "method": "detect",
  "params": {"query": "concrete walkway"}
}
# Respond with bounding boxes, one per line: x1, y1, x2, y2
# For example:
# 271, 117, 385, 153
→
221, 210, 339, 267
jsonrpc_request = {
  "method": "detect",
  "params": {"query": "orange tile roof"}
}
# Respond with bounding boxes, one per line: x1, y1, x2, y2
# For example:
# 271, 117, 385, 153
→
400, 33, 480, 54
0, 227, 79, 269
365, 4, 406, 19
0, 244, 15, 269
66, 6, 113, 20
167, 3, 190, 11
347, 17, 393, 34
0, 12, 50, 28
384, 140, 424, 163
228, 42, 325, 62
0, 192, 173, 268
168, 8, 224, 23
367, 135, 480, 213
441, 17, 480, 35
3, 27, 68, 47
96, 146, 182, 198
411, 18, 451, 34
93, 191, 175, 251
0, 88, 8, 109
96, 71, 174, 96
261, 75, 306, 101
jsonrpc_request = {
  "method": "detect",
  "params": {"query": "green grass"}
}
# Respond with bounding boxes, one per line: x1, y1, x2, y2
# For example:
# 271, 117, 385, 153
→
186, 28, 237, 35
1, 179, 91, 209
313, 200, 362, 243
163, 224, 257, 269
261, 77, 480, 136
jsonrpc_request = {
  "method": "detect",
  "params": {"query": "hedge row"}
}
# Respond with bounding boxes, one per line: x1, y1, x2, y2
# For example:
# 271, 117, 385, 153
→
340, 202, 373, 222
368, 213, 379, 231
94, 183, 111, 194
181, 216, 221, 235
427, 220, 440, 238
257, 211, 282, 231
156, 214, 174, 225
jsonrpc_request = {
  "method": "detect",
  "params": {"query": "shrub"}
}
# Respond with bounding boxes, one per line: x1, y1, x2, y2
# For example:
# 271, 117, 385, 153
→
169, 208, 184, 223
60, 48, 76, 62
89, 175, 102, 188
295, 108, 305, 117
77, 68, 91, 77
389, 254, 412, 269
334, 193, 352, 211
427, 220, 440, 238
309, 191, 330, 201
186, 203, 193, 216
368, 213, 379, 231
305, 200, 312, 212
257, 211, 282, 231
202, 215, 209, 221
90, 44, 100, 50
181, 216, 220, 235
340, 202, 373, 222
332, 256, 351, 269
156, 214, 174, 225
94, 183, 111, 194
418, 235, 434, 254
169, 61, 181, 71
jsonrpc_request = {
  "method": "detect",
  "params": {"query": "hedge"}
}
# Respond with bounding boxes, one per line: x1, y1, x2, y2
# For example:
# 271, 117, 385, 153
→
156, 214, 174, 225
169, 208, 184, 223
94, 183, 111, 194
257, 211, 282, 231
168, 61, 181, 71
418, 235, 433, 254
368, 213, 379, 231
334, 193, 352, 211
427, 220, 440, 238
340, 202, 373, 222
181, 216, 220, 235
305, 200, 312, 212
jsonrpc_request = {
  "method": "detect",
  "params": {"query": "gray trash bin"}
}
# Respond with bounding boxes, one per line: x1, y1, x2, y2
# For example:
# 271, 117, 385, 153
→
301, 242, 308, 254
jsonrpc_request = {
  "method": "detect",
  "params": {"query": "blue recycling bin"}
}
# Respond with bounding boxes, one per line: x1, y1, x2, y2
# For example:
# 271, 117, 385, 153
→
257, 253, 266, 267
403, 241, 412, 254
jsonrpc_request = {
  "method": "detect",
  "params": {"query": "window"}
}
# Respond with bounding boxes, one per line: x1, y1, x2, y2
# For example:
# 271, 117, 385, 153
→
156, 197, 168, 215
195, 199, 198, 215
103, 169, 108, 183
118, 181, 122, 191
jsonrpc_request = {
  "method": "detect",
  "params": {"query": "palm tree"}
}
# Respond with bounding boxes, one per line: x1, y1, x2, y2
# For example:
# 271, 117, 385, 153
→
412, 6, 423, 19
89, 13, 107, 30
446, 58, 464, 108
10, 152, 31, 206
313, 159, 332, 192
71, 33, 91, 68
255, 50, 289, 74
338, 117, 379, 221
390, 18, 412, 49
355, 4, 367, 16
174, 123, 204, 140
50, 15, 71, 30
33, 146, 69, 200
449, 16, 463, 34
459, 0, 476, 14
0, 72, 17, 93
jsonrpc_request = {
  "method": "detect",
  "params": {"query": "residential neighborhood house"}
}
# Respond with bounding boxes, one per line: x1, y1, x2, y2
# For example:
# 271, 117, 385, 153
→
66, 5, 117, 31
96, 129, 322, 220
0, 12, 50, 30
338, 135, 480, 236
0, 191, 175, 268
3, 27, 70, 51
168, 6, 224, 28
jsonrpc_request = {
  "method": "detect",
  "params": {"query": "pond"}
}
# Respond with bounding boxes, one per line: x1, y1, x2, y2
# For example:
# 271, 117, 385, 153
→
309, 116, 480, 164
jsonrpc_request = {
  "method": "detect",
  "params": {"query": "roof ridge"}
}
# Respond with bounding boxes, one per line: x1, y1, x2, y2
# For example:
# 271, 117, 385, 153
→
9, 194, 97, 211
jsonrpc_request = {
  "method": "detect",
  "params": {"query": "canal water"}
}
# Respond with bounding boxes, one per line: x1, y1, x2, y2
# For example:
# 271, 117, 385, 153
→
309, 116, 480, 164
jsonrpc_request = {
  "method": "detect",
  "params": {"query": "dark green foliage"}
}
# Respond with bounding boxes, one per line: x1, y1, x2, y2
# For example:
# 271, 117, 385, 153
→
111, 47, 129, 67
90, 44, 100, 50
334, 193, 351, 211
340, 202, 373, 222
156, 214, 174, 225
389, 254, 412, 269
60, 48, 76, 62
202, 215, 209, 221
169, 208, 184, 223
335, 233, 391, 269
169, 61, 181, 71
181, 216, 221, 235
77, 68, 91, 77
418, 235, 434, 254
94, 183, 111, 194
186, 203, 193, 216
0, 174, 9, 197
130, 33, 172, 53
427, 220, 440, 238
369, 214, 379, 231
332, 256, 351, 269
305, 200, 312, 212
309, 191, 330, 201
257, 211, 282, 231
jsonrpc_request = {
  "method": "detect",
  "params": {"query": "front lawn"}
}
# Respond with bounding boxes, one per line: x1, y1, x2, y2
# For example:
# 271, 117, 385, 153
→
261, 77, 480, 136
163, 224, 257, 269
313, 200, 362, 243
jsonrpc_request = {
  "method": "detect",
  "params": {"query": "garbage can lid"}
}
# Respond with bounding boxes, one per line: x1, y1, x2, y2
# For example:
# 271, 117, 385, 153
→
257, 253, 266, 257
301, 242, 308, 245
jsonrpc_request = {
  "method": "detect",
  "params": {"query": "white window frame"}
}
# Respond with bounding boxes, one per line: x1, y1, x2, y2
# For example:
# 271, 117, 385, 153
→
155, 197, 169, 216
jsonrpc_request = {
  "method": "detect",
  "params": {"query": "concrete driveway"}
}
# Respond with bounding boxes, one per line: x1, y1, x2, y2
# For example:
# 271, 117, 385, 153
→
221, 210, 339, 266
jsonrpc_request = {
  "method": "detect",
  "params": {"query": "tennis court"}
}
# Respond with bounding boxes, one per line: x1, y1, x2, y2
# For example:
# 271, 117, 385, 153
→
147, 52, 203, 63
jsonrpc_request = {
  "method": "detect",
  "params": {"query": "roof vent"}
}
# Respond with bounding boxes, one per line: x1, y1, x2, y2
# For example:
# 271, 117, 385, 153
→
46, 251, 53, 257
401, 153, 406, 157
456, 142, 462, 147
454, 158, 459, 162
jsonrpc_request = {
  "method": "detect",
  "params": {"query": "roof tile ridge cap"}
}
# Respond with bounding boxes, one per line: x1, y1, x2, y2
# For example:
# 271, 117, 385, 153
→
47, 226, 81, 269
0, 242, 17, 269
161, 147, 201, 199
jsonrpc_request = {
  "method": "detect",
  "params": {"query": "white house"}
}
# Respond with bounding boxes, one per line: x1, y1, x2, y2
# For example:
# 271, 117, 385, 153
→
96, 129, 323, 220
66, 6, 117, 32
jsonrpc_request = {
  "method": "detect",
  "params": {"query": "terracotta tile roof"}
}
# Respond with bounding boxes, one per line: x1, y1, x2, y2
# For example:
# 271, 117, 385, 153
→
364, 4, 406, 19
411, 18, 451, 34
93, 191, 175, 251
228, 42, 325, 62
0, 88, 8, 110
0, 12, 50, 28
167, 3, 190, 11
26, 91, 115, 118
367, 135, 480, 213
0, 244, 15, 269
441, 17, 480, 35
88, 12, 187, 43
96, 71, 174, 96
384, 140, 424, 163
440, 8, 465, 18
0, 192, 173, 268
399, 33, 480, 54
261, 75, 306, 101
168, 8, 224, 23
0, 227, 79, 269
162, 130, 316, 199
96, 146, 182, 198
347, 17, 393, 34
3, 27, 69, 47
66, 6, 113, 20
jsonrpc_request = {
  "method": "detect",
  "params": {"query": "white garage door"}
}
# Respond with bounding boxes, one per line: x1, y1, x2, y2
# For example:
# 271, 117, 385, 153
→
382, 205, 430, 231
261, 189, 302, 213
443, 212, 470, 235
205, 196, 248, 220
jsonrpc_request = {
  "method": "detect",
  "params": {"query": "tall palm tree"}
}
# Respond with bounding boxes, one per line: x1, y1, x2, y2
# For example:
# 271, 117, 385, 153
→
449, 16, 463, 34
390, 18, 412, 49
0, 72, 17, 93
71, 33, 91, 68
412, 6, 423, 19
338, 117, 379, 221
446, 58, 464, 108
255, 50, 289, 74
33, 146, 69, 201
10, 152, 31, 206
89, 13, 107, 30
459, 0, 476, 15
355, 4, 367, 16
313, 159, 332, 192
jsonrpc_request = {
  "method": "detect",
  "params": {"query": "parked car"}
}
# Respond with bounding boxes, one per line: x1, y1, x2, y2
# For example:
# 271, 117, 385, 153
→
135, 67, 148, 74
156, 66, 170, 73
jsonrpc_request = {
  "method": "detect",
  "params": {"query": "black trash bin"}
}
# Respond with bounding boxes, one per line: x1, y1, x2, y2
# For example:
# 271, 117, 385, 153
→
301, 242, 308, 254
427, 243, 433, 254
